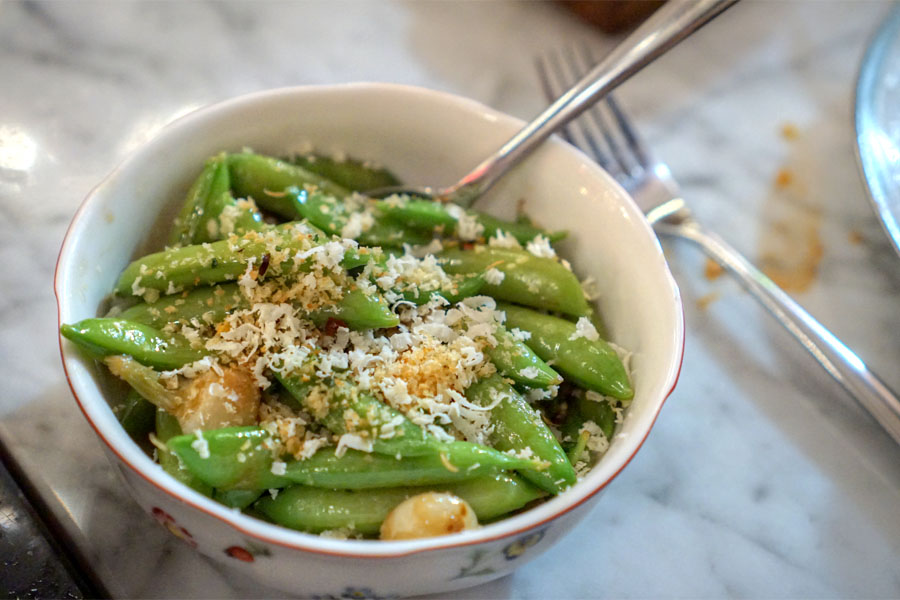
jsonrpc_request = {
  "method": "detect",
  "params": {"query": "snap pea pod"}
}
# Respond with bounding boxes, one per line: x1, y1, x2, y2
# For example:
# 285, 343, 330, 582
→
500, 303, 633, 401
103, 356, 181, 413
203, 194, 265, 242
392, 272, 486, 306
155, 409, 212, 496
466, 375, 575, 494
307, 288, 399, 330
374, 197, 456, 230
292, 190, 432, 247
485, 326, 561, 389
361, 252, 487, 306
114, 225, 371, 296
560, 392, 618, 458
169, 155, 231, 248
214, 489, 263, 509
475, 212, 567, 244
116, 227, 304, 296
60, 318, 207, 370
579, 305, 610, 341
193, 156, 264, 244
439, 247, 589, 317
275, 370, 439, 457
118, 283, 244, 330
254, 473, 544, 535
228, 152, 350, 218
375, 197, 566, 244
566, 430, 591, 466
167, 426, 537, 490
286, 153, 401, 192
114, 389, 156, 440
121, 281, 398, 332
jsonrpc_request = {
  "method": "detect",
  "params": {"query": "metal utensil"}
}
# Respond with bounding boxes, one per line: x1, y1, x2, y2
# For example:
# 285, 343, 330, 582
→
366, 0, 737, 206
536, 46, 900, 445
0, 437, 111, 598
855, 5, 900, 259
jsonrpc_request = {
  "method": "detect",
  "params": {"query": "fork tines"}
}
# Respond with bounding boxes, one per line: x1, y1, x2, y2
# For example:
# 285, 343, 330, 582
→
535, 46, 648, 179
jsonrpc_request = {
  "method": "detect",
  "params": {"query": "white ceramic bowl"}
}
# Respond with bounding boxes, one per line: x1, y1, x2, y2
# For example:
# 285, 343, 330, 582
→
56, 83, 683, 597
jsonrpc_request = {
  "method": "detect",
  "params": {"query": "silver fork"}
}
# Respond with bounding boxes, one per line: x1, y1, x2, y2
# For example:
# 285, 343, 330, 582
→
537, 47, 900, 445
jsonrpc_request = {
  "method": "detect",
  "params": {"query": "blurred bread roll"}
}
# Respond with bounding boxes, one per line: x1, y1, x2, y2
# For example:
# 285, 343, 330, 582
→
558, 1, 664, 33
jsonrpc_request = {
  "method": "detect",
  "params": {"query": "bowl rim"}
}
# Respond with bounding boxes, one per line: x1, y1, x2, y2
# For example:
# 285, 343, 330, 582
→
55, 82, 685, 558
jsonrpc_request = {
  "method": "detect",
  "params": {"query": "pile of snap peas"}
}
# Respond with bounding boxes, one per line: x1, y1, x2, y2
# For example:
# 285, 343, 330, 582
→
61, 148, 634, 539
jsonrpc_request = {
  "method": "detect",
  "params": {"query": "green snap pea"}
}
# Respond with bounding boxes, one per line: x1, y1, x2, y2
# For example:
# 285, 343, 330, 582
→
375, 197, 566, 244
121, 281, 397, 332
118, 283, 245, 330
566, 429, 591, 466
201, 194, 264, 242
579, 305, 610, 341
374, 197, 455, 229
102, 356, 181, 413
228, 152, 349, 218
286, 153, 400, 192
114, 225, 369, 297
466, 375, 575, 494
500, 303, 633, 401
167, 426, 537, 491
193, 155, 264, 243
439, 247, 589, 317
474, 212, 567, 244
561, 392, 618, 460
485, 326, 561, 389
308, 288, 399, 330
60, 318, 207, 370
293, 190, 432, 247
116, 228, 299, 296
113, 389, 157, 440
275, 370, 439, 457
363, 252, 487, 306
155, 409, 212, 496
214, 489, 264, 509
169, 156, 231, 247
393, 272, 486, 306
254, 473, 544, 535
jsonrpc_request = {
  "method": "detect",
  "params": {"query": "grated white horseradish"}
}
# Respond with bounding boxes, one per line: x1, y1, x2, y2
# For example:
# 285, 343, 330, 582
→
335, 433, 374, 457
487, 230, 521, 249
485, 267, 505, 285
446, 204, 485, 241
570, 317, 600, 342
509, 327, 531, 342
525, 234, 556, 259
518, 366, 542, 380
581, 276, 600, 301
579, 420, 610, 453
191, 430, 210, 459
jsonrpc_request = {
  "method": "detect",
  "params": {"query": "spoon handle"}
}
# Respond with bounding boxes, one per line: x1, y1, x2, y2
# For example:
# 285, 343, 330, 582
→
447, 0, 738, 207
658, 219, 900, 445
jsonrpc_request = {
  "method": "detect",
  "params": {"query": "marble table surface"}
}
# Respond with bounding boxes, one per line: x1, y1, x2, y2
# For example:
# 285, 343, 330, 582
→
2, 0, 899, 597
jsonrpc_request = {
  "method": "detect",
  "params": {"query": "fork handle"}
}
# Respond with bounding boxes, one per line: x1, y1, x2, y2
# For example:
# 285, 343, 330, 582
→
447, 0, 738, 207
659, 220, 900, 444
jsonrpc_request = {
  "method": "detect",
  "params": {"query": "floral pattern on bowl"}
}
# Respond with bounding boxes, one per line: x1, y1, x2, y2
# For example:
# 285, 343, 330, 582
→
224, 540, 272, 562
454, 528, 547, 579
151, 506, 196, 548
312, 587, 399, 600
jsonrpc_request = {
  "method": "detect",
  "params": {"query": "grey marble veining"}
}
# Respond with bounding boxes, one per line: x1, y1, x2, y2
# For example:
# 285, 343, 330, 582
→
2, 0, 899, 598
